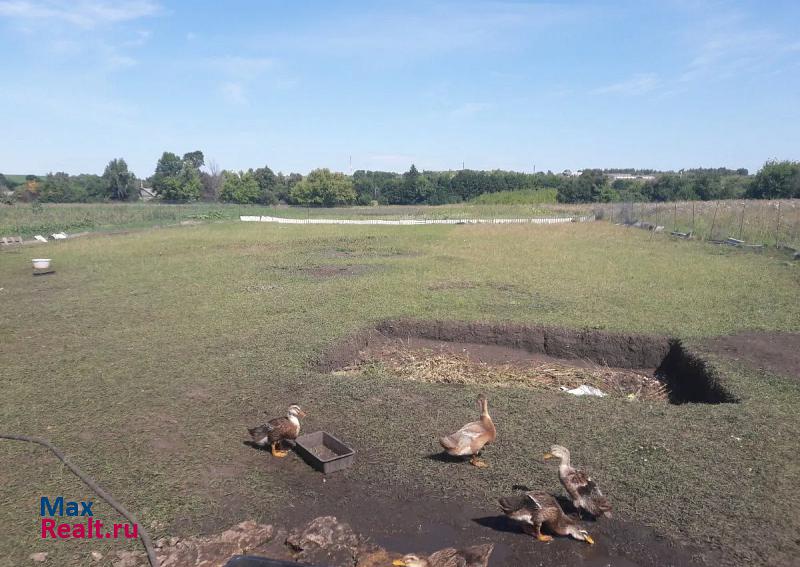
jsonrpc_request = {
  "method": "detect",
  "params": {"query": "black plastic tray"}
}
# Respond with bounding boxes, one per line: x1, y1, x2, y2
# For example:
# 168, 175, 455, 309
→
294, 431, 355, 473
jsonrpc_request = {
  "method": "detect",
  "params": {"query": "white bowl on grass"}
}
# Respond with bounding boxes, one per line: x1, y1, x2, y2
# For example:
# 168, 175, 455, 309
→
32, 259, 51, 270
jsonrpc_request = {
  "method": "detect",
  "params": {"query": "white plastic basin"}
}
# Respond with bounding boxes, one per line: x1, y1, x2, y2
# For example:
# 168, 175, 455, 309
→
32, 259, 51, 269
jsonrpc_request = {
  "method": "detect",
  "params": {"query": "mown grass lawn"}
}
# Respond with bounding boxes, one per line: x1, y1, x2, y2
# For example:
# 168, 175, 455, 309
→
1, 220, 798, 566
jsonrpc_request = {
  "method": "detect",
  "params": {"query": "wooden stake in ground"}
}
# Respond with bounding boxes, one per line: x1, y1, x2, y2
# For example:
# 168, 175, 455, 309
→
709, 202, 719, 241
673, 202, 678, 231
739, 202, 747, 240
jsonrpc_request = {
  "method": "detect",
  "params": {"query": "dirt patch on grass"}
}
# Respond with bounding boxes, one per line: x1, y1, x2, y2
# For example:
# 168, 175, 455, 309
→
428, 281, 539, 293
702, 332, 800, 381
304, 264, 377, 279
319, 320, 671, 372
229, 242, 280, 254
242, 283, 280, 293
135, 413, 183, 451
184, 386, 212, 401
336, 341, 669, 402
428, 280, 479, 290
323, 247, 419, 259
317, 319, 738, 404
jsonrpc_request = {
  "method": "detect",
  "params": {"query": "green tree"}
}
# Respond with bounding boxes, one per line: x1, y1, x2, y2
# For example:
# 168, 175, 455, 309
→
641, 174, 696, 202
102, 158, 136, 200
39, 172, 88, 203
182, 150, 205, 169
253, 165, 278, 204
219, 170, 261, 203
152, 152, 182, 187
152, 151, 202, 202
747, 160, 800, 199
557, 170, 609, 203
289, 168, 355, 206
353, 170, 401, 204
449, 170, 484, 201
403, 164, 433, 204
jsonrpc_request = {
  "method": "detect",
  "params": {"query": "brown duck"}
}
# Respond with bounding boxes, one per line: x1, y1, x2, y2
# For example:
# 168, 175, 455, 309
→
392, 544, 494, 567
439, 394, 496, 467
248, 404, 307, 457
498, 491, 595, 544
544, 444, 612, 518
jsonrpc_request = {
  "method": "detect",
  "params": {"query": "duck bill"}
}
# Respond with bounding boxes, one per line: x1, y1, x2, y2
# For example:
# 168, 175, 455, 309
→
392, 561, 407, 566
298, 410, 307, 418
543, 452, 554, 460
585, 535, 595, 545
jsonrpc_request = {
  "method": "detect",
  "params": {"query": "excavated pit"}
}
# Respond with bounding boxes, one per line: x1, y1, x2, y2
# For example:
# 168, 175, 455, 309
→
317, 319, 737, 405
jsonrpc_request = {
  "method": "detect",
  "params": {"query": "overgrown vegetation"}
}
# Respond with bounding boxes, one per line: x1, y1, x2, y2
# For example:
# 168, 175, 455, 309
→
0, 203, 243, 238
587, 199, 800, 248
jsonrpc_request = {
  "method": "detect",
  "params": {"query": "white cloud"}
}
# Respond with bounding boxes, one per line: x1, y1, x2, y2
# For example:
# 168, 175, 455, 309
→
221, 81, 247, 105
207, 56, 276, 78
0, 0, 161, 28
250, 2, 591, 62
106, 52, 136, 69
678, 10, 800, 83
593, 73, 661, 96
0, 2, 160, 72
450, 102, 492, 118
122, 29, 151, 47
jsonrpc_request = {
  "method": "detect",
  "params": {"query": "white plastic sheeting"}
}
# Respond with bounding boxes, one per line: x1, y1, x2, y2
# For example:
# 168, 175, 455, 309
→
560, 384, 607, 397
241, 214, 595, 226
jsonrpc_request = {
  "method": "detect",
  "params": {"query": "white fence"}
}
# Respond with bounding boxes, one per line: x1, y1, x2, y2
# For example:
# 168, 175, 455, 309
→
240, 215, 595, 226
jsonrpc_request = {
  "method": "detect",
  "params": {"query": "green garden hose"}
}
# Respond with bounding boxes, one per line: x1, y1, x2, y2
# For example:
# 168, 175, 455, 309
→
0, 433, 159, 567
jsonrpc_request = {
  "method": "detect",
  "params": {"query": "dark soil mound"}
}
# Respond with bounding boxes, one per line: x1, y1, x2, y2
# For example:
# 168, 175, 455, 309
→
317, 319, 738, 405
702, 332, 800, 381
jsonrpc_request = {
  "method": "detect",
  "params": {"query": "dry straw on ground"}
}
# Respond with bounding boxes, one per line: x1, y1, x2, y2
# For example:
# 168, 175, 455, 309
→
337, 345, 669, 402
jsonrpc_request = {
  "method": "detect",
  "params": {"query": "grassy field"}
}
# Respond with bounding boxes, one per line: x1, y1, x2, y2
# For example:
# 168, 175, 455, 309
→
470, 188, 559, 205
1, 217, 799, 565
0, 202, 583, 239
2, 174, 29, 185
4, 200, 797, 249
0, 203, 258, 239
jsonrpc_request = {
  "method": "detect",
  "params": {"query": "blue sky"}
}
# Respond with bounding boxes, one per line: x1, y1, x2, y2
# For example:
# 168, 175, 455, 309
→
1, 1, 798, 177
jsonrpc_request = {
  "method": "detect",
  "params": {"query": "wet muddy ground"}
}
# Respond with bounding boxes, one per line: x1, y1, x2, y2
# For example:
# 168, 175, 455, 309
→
254, 449, 711, 567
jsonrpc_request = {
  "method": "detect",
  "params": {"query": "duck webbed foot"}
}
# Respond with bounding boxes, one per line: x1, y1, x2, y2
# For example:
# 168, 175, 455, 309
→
529, 522, 552, 542
271, 442, 290, 458
469, 455, 489, 468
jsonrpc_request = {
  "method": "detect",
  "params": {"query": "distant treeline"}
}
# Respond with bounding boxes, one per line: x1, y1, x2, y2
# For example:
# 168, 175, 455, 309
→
2, 154, 798, 206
